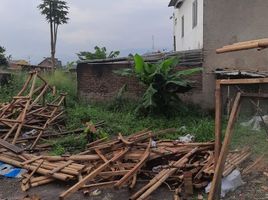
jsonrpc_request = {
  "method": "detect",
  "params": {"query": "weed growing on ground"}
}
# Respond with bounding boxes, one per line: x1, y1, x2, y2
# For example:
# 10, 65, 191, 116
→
0, 72, 27, 102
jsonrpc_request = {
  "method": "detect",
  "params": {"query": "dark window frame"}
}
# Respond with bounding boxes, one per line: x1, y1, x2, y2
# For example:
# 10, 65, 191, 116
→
192, 0, 198, 28
181, 15, 184, 38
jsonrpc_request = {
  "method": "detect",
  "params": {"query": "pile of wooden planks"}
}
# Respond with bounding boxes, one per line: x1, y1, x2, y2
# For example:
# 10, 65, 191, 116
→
0, 71, 66, 150
0, 129, 250, 200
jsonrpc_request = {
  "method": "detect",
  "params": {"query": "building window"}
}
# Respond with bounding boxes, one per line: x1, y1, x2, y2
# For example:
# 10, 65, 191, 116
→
192, 0, 198, 28
181, 16, 184, 38
173, 36, 176, 51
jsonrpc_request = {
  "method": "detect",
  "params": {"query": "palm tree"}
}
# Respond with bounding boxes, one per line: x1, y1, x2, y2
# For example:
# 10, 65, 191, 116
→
38, 0, 69, 69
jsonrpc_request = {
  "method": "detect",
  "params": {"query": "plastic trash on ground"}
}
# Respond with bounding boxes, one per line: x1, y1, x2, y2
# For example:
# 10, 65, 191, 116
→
178, 134, 195, 143
205, 169, 245, 197
0, 162, 27, 178
240, 115, 268, 131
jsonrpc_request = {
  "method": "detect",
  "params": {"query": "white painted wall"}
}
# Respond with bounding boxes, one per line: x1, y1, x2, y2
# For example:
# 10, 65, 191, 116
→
173, 0, 203, 51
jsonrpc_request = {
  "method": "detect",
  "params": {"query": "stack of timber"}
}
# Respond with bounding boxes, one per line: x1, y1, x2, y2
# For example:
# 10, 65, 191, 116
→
0, 129, 250, 200
0, 71, 66, 150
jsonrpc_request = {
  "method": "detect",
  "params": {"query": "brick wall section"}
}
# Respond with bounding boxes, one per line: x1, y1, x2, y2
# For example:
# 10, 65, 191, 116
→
77, 62, 202, 102
77, 63, 145, 101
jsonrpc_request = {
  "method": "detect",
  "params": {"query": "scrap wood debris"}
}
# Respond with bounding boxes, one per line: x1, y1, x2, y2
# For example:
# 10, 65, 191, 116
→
0, 71, 66, 150
0, 71, 253, 199
0, 128, 251, 200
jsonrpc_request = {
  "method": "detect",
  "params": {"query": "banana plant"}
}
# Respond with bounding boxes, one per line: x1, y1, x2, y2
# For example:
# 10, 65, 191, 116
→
114, 54, 202, 114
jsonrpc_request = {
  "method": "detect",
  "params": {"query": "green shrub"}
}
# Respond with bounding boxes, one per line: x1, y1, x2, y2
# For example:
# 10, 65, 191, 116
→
114, 54, 202, 115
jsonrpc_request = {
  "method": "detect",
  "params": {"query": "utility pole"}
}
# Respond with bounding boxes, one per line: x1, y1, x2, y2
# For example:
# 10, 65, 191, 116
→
152, 35, 155, 52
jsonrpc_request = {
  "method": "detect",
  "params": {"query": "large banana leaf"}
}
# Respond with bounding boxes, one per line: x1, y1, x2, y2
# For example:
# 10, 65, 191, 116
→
159, 57, 179, 75
142, 84, 157, 108
113, 68, 134, 76
134, 54, 145, 74
174, 67, 202, 77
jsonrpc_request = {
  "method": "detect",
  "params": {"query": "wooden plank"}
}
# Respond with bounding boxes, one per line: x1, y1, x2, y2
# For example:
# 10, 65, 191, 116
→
59, 147, 129, 200
216, 39, 268, 54
184, 171, 193, 196
214, 80, 222, 166
241, 93, 268, 99
22, 159, 44, 184
0, 139, 24, 154
22, 156, 43, 166
208, 92, 241, 200
47, 160, 73, 176
130, 148, 198, 200
219, 78, 268, 85
114, 139, 151, 188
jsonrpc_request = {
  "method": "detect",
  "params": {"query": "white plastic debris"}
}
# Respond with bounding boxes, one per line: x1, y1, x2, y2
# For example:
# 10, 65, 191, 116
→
178, 134, 194, 143
205, 169, 245, 197
178, 126, 187, 132
151, 140, 157, 148
22, 129, 37, 138
90, 189, 101, 196
240, 115, 268, 131
152, 165, 163, 173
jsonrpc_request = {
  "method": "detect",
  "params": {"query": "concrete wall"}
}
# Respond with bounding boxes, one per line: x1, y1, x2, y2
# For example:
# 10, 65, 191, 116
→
202, 0, 268, 108
173, 0, 203, 51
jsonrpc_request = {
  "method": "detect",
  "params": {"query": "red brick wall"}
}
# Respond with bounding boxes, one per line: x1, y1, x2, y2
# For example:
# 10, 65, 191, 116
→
77, 62, 202, 102
77, 63, 145, 101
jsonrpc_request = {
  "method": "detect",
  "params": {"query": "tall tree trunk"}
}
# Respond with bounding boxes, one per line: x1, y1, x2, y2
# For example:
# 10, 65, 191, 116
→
49, 1, 55, 70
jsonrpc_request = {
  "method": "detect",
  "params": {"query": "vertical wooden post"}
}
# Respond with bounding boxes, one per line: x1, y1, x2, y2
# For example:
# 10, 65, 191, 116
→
214, 80, 222, 165
208, 92, 241, 200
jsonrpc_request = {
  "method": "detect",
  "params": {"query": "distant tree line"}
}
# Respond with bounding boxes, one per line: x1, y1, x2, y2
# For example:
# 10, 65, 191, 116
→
0, 46, 8, 66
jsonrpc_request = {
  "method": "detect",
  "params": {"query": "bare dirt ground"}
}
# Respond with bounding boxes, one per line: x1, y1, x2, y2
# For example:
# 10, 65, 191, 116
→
0, 179, 173, 200
0, 174, 267, 200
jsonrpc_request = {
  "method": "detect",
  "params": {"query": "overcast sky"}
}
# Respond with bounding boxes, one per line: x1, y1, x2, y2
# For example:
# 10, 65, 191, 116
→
0, 0, 173, 65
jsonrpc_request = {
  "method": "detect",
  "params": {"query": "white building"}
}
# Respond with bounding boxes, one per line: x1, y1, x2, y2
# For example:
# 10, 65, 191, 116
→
169, 0, 203, 51
168, 0, 268, 109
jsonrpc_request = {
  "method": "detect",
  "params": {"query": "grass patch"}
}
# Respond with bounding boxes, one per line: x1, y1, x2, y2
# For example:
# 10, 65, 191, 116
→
0, 72, 28, 102
66, 101, 215, 142
49, 134, 87, 155
231, 122, 268, 156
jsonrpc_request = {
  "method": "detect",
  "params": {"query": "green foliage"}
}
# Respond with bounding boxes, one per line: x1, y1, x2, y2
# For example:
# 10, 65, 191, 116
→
38, 0, 69, 25
38, 0, 69, 67
50, 134, 87, 155
65, 101, 214, 143
42, 70, 77, 106
0, 72, 28, 103
65, 61, 76, 71
66, 104, 91, 129
115, 54, 202, 115
0, 46, 8, 66
107, 84, 129, 112
77, 46, 120, 61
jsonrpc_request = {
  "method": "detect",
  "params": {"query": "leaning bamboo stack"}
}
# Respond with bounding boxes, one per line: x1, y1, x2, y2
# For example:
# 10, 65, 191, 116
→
0, 71, 66, 149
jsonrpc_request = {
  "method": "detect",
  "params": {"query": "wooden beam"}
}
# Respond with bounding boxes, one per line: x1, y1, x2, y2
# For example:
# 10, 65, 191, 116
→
214, 80, 222, 166
59, 148, 129, 200
0, 139, 24, 154
208, 92, 241, 200
219, 78, 268, 85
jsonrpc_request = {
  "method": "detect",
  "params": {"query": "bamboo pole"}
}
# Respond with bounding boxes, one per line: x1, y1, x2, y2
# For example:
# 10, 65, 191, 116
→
59, 147, 129, 200
214, 80, 222, 166
0, 155, 73, 181
208, 92, 241, 200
